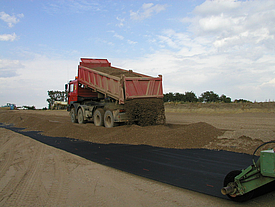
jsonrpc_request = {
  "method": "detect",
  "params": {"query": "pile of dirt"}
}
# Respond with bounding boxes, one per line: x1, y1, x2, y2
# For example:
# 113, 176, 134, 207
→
92, 67, 142, 78
0, 110, 222, 150
1, 110, 273, 154
125, 98, 166, 126
204, 136, 275, 156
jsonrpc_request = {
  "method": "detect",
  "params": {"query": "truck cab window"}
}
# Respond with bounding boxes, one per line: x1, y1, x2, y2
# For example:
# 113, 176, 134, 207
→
70, 84, 74, 92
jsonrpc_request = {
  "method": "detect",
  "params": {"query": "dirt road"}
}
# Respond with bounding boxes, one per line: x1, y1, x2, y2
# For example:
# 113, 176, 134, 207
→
0, 110, 275, 206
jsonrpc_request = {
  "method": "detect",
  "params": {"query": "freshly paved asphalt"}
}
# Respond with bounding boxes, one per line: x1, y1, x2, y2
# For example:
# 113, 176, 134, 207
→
0, 123, 260, 200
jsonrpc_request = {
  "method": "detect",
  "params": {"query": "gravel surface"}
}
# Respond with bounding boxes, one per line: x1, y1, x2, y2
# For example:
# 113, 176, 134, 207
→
1, 110, 274, 155
0, 110, 223, 150
0, 109, 275, 206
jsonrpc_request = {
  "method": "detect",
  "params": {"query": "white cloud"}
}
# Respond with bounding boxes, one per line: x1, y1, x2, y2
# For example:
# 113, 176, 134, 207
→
116, 17, 125, 27
0, 59, 22, 77
127, 40, 137, 45
109, 30, 137, 44
94, 37, 114, 46
157, 29, 211, 56
189, 0, 275, 52
194, 0, 241, 16
198, 13, 233, 32
0, 55, 78, 108
130, 3, 168, 21
44, 0, 102, 14
114, 33, 124, 40
118, 0, 275, 101
0, 33, 17, 41
0, 11, 24, 27
261, 78, 275, 87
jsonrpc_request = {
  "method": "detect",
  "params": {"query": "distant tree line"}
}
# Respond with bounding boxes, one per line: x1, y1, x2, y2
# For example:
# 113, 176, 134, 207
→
22, 105, 36, 110
163, 91, 251, 103
46, 90, 249, 108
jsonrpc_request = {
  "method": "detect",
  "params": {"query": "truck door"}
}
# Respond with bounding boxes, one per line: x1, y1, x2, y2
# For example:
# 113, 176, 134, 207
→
68, 80, 78, 104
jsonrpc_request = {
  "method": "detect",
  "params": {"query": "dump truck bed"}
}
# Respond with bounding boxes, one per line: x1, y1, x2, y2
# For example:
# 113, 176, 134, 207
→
78, 58, 163, 104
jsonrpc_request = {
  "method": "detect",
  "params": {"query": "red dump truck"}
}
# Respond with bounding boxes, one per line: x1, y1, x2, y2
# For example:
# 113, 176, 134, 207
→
66, 58, 164, 128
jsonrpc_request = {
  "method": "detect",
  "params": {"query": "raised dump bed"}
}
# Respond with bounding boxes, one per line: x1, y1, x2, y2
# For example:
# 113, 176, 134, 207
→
78, 58, 163, 104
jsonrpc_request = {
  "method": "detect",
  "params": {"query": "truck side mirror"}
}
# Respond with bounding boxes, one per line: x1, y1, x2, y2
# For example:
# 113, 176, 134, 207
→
65, 84, 68, 91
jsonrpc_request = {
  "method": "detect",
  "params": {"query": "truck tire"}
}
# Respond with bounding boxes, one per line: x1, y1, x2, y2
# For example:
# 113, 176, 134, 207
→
70, 108, 77, 123
104, 110, 115, 128
94, 108, 104, 126
77, 108, 86, 124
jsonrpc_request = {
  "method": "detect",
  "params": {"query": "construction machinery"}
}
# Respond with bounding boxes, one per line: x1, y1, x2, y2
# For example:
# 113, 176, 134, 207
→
221, 141, 275, 202
0, 103, 16, 110
51, 101, 67, 110
66, 58, 165, 128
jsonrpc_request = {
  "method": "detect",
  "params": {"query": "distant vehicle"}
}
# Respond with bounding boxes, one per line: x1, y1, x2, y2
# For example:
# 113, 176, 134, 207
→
51, 101, 67, 110
66, 58, 164, 128
0, 103, 16, 110
18, 106, 28, 110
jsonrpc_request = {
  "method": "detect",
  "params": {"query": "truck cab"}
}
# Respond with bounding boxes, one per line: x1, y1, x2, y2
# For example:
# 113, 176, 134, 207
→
67, 78, 98, 105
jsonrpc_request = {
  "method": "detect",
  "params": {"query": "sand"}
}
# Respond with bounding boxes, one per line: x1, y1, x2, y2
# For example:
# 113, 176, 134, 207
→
0, 108, 275, 206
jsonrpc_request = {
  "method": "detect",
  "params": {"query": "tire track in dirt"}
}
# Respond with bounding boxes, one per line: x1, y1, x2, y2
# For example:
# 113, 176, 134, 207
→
18, 145, 47, 206
0, 128, 71, 206
45, 150, 70, 206
0, 130, 33, 203
0, 136, 17, 180
0, 132, 55, 206
0, 168, 25, 205
3, 143, 46, 206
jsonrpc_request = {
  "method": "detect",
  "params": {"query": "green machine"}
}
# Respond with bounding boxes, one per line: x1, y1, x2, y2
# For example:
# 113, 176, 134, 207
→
221, 141, 275, 202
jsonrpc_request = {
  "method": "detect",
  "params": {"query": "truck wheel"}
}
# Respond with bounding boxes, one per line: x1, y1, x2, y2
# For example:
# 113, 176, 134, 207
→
104, 110, 115, 128
70, 108, 77, 123
77, 108, 86, 124
94, 108, 104, 126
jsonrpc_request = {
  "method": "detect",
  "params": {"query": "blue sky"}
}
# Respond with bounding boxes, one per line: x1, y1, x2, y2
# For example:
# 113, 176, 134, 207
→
1, 0, 275, 108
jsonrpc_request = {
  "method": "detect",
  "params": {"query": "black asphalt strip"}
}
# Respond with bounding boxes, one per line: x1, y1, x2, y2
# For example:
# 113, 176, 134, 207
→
1, 123, 274, 200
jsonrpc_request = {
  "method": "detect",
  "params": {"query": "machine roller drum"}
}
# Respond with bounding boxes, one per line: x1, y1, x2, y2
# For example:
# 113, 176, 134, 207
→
223, 170, 254, 202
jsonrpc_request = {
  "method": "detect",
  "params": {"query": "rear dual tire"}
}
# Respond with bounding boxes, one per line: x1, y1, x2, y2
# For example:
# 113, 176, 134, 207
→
71, 108, 117, 128
104, 110, 115, 128
93, 109, 115, 128
70, 108, 77, 123
77, 108, 86, 124
94, 108, 104, 126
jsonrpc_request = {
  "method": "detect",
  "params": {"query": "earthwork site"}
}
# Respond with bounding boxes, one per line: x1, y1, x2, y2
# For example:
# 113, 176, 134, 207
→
0, 102, 275, 206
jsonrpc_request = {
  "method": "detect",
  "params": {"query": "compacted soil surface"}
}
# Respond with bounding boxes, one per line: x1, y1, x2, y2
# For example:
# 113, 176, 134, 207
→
0, 109, 275, 206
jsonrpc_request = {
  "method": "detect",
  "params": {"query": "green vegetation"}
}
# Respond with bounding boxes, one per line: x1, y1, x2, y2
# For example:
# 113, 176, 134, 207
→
163, 91, 250, 103
23, 105, 36, 110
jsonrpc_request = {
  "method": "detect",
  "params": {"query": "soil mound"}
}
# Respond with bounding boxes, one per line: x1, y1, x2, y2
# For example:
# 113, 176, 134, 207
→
125, 98, 166, 126
93, 67, 141, 77
204, 136, 271, 155
0, 110, 222, 150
